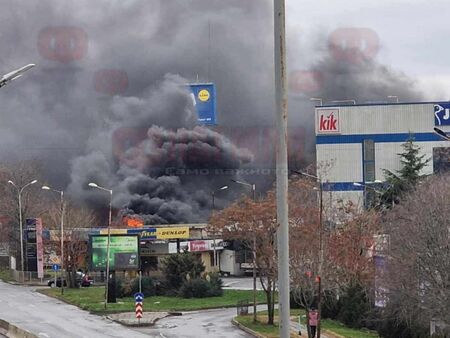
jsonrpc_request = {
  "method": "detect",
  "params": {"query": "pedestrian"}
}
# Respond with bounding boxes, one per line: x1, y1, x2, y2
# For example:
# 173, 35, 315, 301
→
308, 308, 319, 338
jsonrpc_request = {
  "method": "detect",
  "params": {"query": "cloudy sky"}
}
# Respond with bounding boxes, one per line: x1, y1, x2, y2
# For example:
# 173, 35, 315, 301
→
288, 0, 450, 99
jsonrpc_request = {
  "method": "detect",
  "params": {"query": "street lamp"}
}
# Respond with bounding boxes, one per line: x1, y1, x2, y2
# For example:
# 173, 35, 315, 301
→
211, 185, 228, 268
292, 170, 324, 338
8, 179, 37, 282
88, 182, 112, 309
310, 97, 323, 106
434, 127, 450, 141
353, 181, 387, 208
42, 185, 65, 294
231, 179, 257, 323
387, 95, 399, 103
331, 99, 356, 105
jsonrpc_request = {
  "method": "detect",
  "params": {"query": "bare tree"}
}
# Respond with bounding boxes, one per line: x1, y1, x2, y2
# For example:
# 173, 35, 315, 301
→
44, 201, 97, 288
381, 174, 450, 331
0, 161, 46, 269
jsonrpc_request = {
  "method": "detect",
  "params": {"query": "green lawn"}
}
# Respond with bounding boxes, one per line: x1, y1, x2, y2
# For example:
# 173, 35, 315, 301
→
39, 286, 267, 314
236, 309, 379, 338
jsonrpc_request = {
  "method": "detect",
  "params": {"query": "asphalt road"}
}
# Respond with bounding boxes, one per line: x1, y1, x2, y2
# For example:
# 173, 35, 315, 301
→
0, 281, 150, 338
135, 307, 255, 338
222, 276, 264, 290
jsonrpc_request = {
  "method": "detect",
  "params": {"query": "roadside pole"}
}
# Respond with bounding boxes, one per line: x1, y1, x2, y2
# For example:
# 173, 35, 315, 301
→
274, 0, 290, 337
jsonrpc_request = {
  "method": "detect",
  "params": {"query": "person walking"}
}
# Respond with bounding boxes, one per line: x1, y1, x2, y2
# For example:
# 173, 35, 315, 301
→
308, 308, 319, 338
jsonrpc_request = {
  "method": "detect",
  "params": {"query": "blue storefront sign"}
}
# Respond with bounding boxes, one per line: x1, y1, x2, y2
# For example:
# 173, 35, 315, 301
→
189, 83, 217, 125
434, 103, 450, 126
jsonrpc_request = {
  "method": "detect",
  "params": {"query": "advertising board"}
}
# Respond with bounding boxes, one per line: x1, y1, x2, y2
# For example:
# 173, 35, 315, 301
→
90, 235, 139, 271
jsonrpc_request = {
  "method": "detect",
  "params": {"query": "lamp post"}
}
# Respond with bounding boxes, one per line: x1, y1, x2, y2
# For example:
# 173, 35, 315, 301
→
88, 182, 112, 309
331, 99, 356, 105
434, 127, 450, 141
292, 170, 324, 338
310, 97, 323, 106
211, 185, 228, 268
42, 185, 64, 294
8, 179, 38, 282
231, 179, 257, 323
353, 181, 387, 208
387, 95, 399, 103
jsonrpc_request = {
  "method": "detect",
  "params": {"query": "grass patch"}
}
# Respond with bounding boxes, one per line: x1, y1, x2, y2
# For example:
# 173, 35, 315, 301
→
321, 319, 379, 338
39, 287, 267, 314
0, 268, 13, 282
236, 310, 379, 338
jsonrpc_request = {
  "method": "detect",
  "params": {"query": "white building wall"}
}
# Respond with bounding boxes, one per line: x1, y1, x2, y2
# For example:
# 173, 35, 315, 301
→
315, 102, 450, 208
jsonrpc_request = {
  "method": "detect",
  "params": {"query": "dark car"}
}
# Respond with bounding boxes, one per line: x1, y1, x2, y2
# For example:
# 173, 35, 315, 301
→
47, 271, 93, 288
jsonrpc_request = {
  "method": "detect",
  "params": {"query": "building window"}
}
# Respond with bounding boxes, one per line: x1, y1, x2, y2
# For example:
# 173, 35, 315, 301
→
363, 139, 376, 208
433, 147, 450, 173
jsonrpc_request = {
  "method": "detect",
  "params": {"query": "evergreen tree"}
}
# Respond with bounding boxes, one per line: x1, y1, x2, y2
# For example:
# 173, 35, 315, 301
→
379, 137, 429, 208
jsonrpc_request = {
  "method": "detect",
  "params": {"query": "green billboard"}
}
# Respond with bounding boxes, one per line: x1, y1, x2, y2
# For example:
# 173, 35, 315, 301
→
90, 235, 139, 271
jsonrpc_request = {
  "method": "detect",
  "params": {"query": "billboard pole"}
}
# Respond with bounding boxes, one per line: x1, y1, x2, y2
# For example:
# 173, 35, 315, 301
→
105, 189, 112, 310
274, 0, 290, 337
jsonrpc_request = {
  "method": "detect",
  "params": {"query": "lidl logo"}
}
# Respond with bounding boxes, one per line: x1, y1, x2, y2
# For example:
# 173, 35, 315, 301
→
434, 103, 450, 126
317, 109, 340, 134
198, 89, 210, 102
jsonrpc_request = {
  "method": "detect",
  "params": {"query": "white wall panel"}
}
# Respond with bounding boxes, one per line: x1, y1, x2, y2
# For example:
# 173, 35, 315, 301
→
317, 143, 362, 182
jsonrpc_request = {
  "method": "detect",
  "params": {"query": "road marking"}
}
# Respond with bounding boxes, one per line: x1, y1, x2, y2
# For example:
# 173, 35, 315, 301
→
38, 332, 50, 337
159, 333, 166, 338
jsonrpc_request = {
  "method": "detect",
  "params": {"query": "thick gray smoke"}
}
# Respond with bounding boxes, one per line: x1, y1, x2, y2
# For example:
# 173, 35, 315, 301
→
0, 1, 425, 224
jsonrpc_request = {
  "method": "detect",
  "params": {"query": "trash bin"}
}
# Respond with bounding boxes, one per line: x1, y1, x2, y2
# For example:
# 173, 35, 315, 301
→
237, 300, 249, 316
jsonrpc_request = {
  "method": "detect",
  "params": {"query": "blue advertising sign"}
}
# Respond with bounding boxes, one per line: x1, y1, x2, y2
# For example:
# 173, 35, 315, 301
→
434, 103, 450, 126
189, 83, 217, 125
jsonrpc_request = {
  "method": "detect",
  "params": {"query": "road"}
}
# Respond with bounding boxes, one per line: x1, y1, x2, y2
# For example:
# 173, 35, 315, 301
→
0, 281, 150, 338
136, 307, 252, 338
222, 276, 264, 290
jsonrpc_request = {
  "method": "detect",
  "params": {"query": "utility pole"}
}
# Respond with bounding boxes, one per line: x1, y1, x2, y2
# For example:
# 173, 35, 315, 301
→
274, 0, 290, 336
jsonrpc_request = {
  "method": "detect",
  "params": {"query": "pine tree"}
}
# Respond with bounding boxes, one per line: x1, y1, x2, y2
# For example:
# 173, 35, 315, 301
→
379, 137, 430, 208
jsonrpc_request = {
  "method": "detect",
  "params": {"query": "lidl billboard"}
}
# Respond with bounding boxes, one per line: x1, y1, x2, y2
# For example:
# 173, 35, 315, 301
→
90, 235, 139, 271
189, 83, 216, 125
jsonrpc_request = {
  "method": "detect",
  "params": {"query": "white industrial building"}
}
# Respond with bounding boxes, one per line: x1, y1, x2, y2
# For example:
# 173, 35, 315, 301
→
315, 101, 450, 207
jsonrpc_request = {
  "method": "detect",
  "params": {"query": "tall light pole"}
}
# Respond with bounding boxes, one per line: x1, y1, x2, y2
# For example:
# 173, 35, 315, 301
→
293, 170, 325, 338
231, 179, 257, 323
353, 181, 386, 208
211, 185, 228, 268
42, 185, 64, 294
310, 97, 323, 106
88, 182, 112, 309
8, 179, 37, 282
331, 99, 356, 105
274, 0, 290, 335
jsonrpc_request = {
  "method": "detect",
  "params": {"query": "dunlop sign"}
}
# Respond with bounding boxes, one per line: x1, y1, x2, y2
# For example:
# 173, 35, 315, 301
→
156, 227, 189, 239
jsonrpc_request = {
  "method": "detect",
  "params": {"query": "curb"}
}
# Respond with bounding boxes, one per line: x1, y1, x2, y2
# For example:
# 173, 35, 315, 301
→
231, 318, 266, 338
0, 319, 37, 338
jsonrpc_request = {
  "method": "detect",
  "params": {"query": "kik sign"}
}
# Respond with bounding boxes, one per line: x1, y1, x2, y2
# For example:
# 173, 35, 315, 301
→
316, 109, 340, 134
434, 103, 450, 126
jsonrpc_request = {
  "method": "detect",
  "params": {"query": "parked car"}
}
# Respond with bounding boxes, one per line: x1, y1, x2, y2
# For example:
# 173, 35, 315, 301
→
47, 271, 93, 288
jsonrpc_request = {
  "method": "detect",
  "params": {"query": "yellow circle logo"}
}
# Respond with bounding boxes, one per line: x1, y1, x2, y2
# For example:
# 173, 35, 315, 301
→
198, 89, 210, 102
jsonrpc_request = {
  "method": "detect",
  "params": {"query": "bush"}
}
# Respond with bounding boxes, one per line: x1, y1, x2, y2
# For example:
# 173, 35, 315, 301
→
161, 252, 205, 290
337, 281, 370, 328
207, 273, 223, 297
180, 278, 210, 298
321, 290, 341, 319
179, 273, 224, 298
131, 276, 156, 297
114, 278, 135, 298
